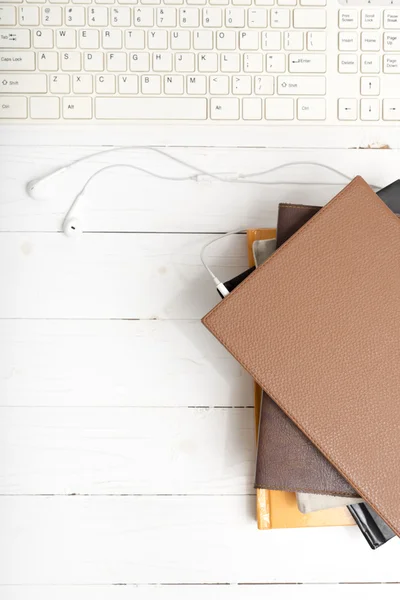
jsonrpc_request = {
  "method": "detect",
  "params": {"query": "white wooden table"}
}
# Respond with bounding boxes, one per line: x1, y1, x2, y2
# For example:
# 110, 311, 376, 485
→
1, 136, 400, 599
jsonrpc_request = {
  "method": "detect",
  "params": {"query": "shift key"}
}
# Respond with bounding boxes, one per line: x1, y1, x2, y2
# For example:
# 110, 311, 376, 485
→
278, 76, 326, 95
0, 52, 35, 71
0, 74, 47, 93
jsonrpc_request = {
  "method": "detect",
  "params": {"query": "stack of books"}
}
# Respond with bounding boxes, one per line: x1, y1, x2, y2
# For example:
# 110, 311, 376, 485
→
203, 177, 400, 550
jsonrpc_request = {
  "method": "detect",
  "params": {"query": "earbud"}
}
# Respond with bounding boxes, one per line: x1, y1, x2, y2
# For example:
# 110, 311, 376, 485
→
63, 217, 82, 238
62, 190, 85, 238
26, 167, 67, 200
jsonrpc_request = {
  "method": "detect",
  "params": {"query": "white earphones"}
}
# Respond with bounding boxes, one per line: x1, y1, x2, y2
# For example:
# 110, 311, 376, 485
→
26, 147, 380, 238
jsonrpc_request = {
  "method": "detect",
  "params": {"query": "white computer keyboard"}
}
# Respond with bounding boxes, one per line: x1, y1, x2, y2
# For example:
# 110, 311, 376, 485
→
0, 0, 399, 123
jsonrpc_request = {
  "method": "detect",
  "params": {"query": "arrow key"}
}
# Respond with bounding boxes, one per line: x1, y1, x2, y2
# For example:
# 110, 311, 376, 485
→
360, 97, 380, 121
360, 76, 380, 96
338, 98, 357, 121
383, 99, 400, 121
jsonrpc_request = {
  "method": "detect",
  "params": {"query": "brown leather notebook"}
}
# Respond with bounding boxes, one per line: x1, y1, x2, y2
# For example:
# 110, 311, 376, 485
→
256, 204, 358, 497
202, 177, 400, 536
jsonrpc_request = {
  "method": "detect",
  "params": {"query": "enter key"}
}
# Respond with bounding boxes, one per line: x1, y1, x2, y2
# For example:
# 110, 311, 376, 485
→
289, 54, 326, 73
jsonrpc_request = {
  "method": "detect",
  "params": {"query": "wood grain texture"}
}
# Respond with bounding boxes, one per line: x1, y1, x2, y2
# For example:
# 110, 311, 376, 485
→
0, 407, 254, 494
0, 497, 399, 585
0, 320, 251, 407
1, 147, 399, 233
0, 233, 247, 319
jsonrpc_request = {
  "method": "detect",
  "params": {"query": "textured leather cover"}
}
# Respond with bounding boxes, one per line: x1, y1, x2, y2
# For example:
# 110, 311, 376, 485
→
256, 393, 357, 496
202, 177, 400, 536
253, 235, 359, 497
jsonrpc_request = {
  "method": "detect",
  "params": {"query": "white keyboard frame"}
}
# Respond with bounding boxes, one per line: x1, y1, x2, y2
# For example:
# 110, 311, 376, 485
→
0, 0, 400, 133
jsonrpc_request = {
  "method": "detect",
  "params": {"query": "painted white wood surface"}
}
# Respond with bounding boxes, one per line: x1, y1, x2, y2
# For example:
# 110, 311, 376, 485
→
0, 320, 251, 407
0, 497, 399, 585
0, 407, 255, 494
1, 144, 400, 595
2, 585, 398, 600
1, 147, 399, 233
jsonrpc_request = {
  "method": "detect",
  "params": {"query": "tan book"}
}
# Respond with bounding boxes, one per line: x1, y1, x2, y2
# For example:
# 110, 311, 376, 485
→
204, 178, 400, 536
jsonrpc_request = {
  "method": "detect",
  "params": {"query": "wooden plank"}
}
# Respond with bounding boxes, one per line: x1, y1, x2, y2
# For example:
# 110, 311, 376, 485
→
0, 320, 251, 408
2, 584, 399, 600
0, 407, 254, 495
0, 233, 247, 319
1, 147, 398, 233
0, 497, 398, 584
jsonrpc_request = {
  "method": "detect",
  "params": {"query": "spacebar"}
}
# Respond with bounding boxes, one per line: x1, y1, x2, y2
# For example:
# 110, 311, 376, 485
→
96, 98, 207, 120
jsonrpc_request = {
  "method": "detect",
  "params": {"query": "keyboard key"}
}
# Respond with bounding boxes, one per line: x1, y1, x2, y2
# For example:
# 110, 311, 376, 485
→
277, 75, 326, 95
164, 74, 184, 94
0, 95, 27, 118
232, 74, 251, 94
0, 29, 30, 49
361, 10, 380, 30
294, 9, 326, 29
265, 97, 294, 120
361, 32, 380, 52
193, 30, 213, 50
271, 9, 290, 29
384, 10, 400, 29
187, 74, 206, 94
284, 31, 303, 51
56, 29, 77, 49
220, 52, 239, 73
384, 33, 400, 53
130, 51, 150, 71
242, 97, 262, 120
384, 55, 400, 74
239, 31, 259, 50
50, 73, 70, 93
141, 74, 161, 94
254, 75, 273, 95
33, 29, 54, 49
306, 31, 326, 50
262, 31, 281, 50
81, 29, 100, 49
96, 97, 207, 119
118, 74, 138, 94
103, 30, 122, 49
338, 98, 357, 121
209, 74, 229, 94
0, 73, 47, 93
210, 97, 239, 119
42, 6, 62, 26
19, 6, 39, 25
360, 76, 379, 97
216, 30, 236, 50
339, 10, 357, 30
288, 53, 326, 73
73, 73, 93, 93
360, 99, 380, 123
172, 30, 191, 50
383, 99, 400, 121
0, 51, 35, 71
38, 50, 59, 71
244, 53, 263, 73
297, 97, 325, 120
30, 96, 59, 119
360, 98, 379, 121
63, 96, 92, 118
0, 6, 17, 26
338, 54, 357, 74
338, 32, 357, 52
266, 53, 285, 72
96, 73, 116, 93
361, 54, 380, 74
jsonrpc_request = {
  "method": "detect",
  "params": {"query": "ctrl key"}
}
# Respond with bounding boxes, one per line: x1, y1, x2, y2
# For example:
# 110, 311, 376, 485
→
0, 96, 27, 119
